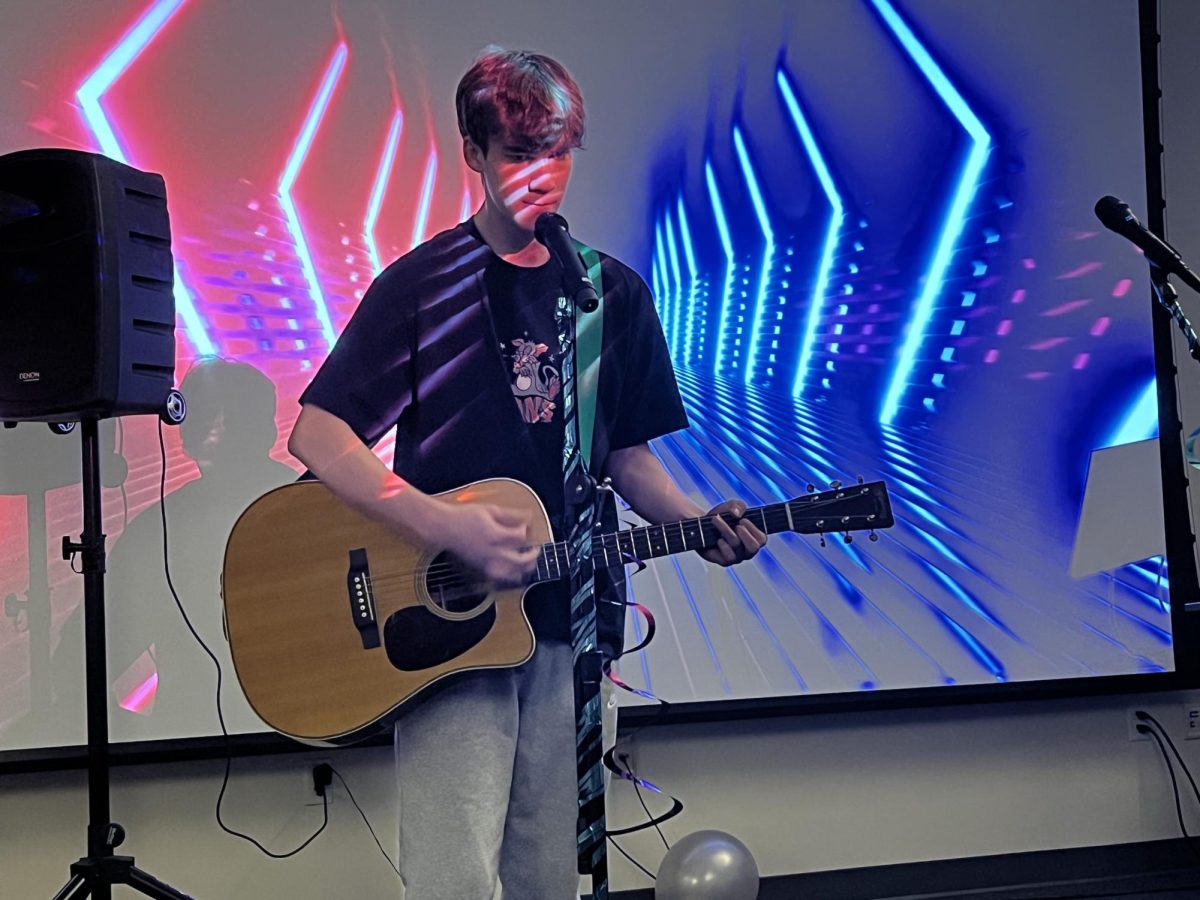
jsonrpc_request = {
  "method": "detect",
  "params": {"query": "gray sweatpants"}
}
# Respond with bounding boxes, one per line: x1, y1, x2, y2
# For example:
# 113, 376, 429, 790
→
393, 640, 614, 900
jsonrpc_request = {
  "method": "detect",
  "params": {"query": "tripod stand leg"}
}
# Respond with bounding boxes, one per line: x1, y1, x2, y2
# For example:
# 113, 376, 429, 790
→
125, 865, 195, 900
51, 872, 90, 900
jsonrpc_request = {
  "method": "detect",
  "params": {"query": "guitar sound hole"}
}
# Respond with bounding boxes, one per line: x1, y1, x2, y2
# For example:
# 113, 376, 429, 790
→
425, 551, 491, 617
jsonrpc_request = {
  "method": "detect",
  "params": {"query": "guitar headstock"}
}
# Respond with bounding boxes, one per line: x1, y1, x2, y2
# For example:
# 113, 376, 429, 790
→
786, 479, 894, 543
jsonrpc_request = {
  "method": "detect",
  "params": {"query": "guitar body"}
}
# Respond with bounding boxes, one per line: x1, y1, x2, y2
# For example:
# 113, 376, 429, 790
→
223, 474, 893, 747
222, 478, 548, 746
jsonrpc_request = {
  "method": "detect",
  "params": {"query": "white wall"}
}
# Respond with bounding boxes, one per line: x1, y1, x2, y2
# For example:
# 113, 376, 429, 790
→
5, 1, 1200, 897
4, 690, 1200, 897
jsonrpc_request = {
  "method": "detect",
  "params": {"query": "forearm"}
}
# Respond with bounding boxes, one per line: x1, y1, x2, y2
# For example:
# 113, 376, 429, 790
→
287, 404, 445, 547
605, 443, 706, 524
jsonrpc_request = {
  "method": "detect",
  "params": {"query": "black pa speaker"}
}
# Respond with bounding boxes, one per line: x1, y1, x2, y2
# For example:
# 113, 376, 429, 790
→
0, 149, 176, 422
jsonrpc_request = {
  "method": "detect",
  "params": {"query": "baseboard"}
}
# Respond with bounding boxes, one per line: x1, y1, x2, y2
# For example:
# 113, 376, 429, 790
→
589, 838, 1200, 900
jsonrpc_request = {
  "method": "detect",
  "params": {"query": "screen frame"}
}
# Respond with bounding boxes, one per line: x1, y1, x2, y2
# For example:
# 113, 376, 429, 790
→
1, 0, 1197, 776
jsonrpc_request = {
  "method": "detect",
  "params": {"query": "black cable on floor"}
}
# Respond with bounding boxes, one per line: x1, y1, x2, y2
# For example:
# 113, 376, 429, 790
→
158, 421, 329, 858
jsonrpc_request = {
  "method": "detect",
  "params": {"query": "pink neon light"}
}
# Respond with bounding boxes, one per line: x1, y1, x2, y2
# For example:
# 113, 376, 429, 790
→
1056, 261, 1103, 280
996, 319, 1012, 336
1010, 289, 1026, 304
119, 672, 158, 714
1112, 278, 1132, 298
1041, 299, 1091, 317
365, 109, 405, 275
1073, 353, 1090, 370
1027, 337, 1069, 351
410, 145, 439, 249
1091, 317, 1111, 337
279, 41, 349, 347
984, 349, 1000, 363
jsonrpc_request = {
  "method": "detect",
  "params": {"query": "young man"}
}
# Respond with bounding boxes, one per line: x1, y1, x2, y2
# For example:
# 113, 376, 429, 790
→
288, 48, 765, 900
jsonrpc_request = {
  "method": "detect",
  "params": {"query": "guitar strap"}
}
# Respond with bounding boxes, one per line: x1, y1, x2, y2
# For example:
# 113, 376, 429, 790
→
556, 241, 608, 897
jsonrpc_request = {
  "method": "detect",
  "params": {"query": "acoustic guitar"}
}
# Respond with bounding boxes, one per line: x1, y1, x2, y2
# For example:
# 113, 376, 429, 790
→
221, 477, 893, 746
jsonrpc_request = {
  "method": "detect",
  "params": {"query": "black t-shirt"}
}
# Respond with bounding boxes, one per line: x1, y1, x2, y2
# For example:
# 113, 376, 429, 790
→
300, 220, 688, 651
484, 257, 567, 537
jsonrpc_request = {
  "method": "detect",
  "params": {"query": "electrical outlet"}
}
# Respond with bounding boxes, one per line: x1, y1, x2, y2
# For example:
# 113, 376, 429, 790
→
305, 760, 334, 802
1129, 708, 1151, 742
312, 762, 334, 796
1185, 706, 1200, 740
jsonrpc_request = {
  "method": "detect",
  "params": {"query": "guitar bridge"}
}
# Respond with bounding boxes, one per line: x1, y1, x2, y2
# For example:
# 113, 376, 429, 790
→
347, 548, 380, 649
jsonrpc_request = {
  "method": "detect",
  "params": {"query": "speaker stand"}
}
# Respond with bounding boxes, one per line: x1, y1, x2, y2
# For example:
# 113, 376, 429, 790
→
52, 417, 192, 900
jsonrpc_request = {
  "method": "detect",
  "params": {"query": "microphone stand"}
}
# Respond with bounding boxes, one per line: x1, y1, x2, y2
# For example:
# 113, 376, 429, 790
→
1150, 265, 1200, 364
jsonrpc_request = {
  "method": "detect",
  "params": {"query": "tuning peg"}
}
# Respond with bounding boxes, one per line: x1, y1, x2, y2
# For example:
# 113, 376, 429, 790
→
857, 475, 865, 484
842, 533, 853, 544
806, 483, 816, 493
830, 480, 843, 489
819, 535, 827, 548
868, 530, 879, 542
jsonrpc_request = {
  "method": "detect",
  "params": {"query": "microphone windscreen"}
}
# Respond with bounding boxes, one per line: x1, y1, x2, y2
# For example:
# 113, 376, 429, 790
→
534, 211, 569, 246
1094, 195, 1133, 231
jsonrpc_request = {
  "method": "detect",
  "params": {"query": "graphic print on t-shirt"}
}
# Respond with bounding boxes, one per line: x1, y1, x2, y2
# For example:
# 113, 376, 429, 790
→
508, 338, 560, 424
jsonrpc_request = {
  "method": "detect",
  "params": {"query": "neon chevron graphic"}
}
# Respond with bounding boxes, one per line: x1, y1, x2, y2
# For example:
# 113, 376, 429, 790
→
365, 109, 404, 276
872, 0, 992, 424
650, 220, 663, 307
776, 68, 844, 396
676, 194, 700, 366
279, 41, 348, 349
76, 0, 187, 162
663, 204, 684, 359
706, 160, 737, 377
76, 0, 215, 356
732, 126, 774, 385
1104, 377, 1158, 447
410, 146, 439, 249
653, 219, 670, 329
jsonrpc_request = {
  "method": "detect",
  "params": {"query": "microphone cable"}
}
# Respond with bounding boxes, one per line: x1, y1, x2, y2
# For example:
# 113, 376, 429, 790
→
155, 420, 401, 880
155, 419, 329, 858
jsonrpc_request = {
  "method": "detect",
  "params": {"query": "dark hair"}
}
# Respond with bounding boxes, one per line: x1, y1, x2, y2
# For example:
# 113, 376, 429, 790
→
455, 47, 585, 156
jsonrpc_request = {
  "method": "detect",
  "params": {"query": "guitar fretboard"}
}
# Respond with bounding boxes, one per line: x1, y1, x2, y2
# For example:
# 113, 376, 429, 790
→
531, 495, 858, 583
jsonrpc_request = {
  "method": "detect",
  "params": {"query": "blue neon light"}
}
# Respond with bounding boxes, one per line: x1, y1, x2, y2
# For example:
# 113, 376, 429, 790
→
676, 195, 700, 366
1104, 378, 1158, 447
650, 217, 664, 305
653, 219, 669, 325
279, 42, 348, 349
76, 0, 215, 356
663, 205, 685, 360
365, 110, 404, 275
706, 160, 737, 378
732, 126, 775, 385
872, 0, 992, 424
776, 68, 845, 397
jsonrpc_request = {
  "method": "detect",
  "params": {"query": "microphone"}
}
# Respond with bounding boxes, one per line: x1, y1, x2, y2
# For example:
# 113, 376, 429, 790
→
534, 212, 600, 313
1094, 195, 1200, 294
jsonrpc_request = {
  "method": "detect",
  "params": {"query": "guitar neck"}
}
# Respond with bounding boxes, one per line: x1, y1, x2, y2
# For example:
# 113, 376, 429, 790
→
531, 500, 797, 584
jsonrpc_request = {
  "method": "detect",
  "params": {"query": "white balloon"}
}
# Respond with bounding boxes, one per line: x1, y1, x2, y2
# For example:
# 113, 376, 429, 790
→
654, 829, 760, 900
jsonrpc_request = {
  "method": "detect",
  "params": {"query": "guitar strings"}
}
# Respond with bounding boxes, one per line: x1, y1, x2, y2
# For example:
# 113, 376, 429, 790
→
345, 495, 872, 593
